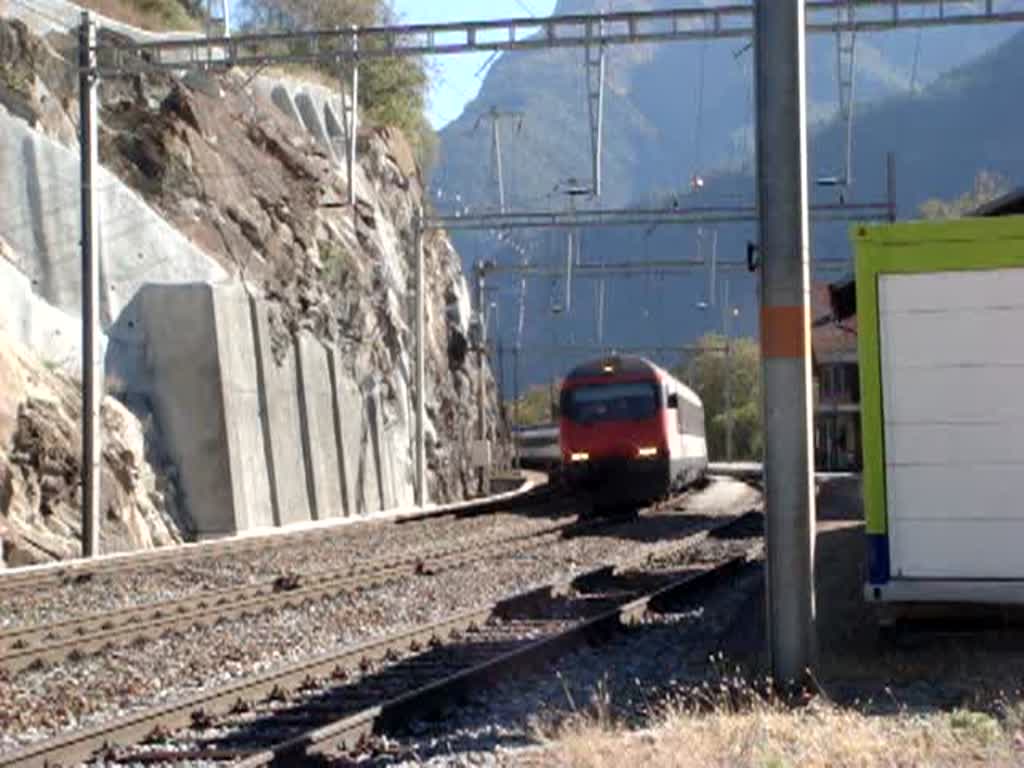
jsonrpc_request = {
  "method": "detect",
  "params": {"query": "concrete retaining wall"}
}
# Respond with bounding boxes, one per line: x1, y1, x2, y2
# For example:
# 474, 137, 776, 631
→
0, 106, 226, 381
138, 283, 274, 536
297, 333, 345, 520
136, 283, 411, 537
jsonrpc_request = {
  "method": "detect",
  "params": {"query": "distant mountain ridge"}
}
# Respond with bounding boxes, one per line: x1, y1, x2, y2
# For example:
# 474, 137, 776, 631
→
429, 1, 1021, 390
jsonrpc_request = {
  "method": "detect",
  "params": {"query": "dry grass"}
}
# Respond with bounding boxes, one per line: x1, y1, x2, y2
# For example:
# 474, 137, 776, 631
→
530, 666, 1023, 768
78, 0, 199, 32
539, 698, 1023, 768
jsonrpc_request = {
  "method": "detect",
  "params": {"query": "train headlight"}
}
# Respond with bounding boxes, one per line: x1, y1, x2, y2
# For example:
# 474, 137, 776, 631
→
636, 446, 659, 458
570, 452, 590, 462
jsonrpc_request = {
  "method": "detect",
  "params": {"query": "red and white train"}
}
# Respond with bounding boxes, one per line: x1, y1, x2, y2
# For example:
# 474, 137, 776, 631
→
558, 356, 708, 512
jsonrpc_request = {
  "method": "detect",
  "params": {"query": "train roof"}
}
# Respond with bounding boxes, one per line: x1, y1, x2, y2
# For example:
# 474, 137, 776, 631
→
563, 355, 660, 380
562, 355, 703, 408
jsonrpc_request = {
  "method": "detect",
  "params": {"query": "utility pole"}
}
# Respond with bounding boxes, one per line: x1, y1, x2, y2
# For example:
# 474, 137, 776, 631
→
723, 279, 734, 464
475, 108, 523, 213
413, 215, 427, 507
79, 11, 101, 558
342, 26, 360, 209
585, 18, 606, 197
754, 0, 817, 682
492, 115, 506, 213
476, 262, 490, 495
561, 179, 589, 313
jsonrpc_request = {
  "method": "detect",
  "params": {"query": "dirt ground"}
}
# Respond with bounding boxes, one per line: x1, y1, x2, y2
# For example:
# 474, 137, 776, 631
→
720, 476, 1024, 714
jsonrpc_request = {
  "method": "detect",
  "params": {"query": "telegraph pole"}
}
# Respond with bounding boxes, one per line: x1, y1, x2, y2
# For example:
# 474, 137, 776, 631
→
476, 108, 523, 213
723, 279, 734, 463
492, 115, 506, 213
79, 11, 101, 558
344, 26, 360, 208
476, 262, 489, 495
414, 216, 427, 507
754, 0, 817, 681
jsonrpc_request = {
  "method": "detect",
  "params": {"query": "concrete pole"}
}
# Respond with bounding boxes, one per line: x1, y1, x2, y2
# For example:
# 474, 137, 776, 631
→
347, 26, 359, 209
565, 228, 574, 314
476, 263, 489, 495
79, 11, 101, 559
512, 346, 520, 426
413, 217, 427, 507
754, 0, 817, 682
492, 111, 506, 213
723, 280, 734, 463
886, 151, 897, 223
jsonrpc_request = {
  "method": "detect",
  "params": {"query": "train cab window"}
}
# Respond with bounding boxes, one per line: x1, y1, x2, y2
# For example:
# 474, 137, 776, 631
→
562, 381, 659, 423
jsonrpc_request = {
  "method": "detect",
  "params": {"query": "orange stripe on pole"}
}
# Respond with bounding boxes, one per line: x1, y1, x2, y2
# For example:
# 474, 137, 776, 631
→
761, 306, 807, 359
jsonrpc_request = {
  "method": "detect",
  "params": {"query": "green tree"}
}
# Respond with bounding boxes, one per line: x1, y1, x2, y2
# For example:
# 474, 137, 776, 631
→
675, 334, 762, 461
919, 170, 1010, 220
507, 381, 560, 426
237, 0, 436, 169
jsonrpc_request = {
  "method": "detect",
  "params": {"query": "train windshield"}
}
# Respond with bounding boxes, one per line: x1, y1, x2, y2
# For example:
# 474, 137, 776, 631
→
562, 381, 659, 423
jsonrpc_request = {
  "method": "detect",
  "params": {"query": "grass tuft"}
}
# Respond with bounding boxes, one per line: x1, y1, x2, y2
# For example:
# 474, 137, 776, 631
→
535, 672, 1022, 768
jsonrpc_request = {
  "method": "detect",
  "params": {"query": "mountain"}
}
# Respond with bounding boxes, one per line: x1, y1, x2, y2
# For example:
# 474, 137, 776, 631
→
428, 0, 1019, 391
432, 0, 1012, 211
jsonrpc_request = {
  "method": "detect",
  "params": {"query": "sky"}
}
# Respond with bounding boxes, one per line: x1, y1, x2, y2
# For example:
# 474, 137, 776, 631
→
391, 1, 558, 129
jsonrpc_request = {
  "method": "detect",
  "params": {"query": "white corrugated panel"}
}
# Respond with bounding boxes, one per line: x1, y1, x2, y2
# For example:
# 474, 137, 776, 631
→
880, 269, 1024, 580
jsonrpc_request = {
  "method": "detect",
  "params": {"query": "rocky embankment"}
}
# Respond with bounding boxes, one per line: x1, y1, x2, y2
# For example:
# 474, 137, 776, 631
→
0, 329, 183, 565
0, 14, 498, 564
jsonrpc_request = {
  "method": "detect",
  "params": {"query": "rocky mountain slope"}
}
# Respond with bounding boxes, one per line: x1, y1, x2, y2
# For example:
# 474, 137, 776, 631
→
0, 12, 496, 562
0, 327, 184, 565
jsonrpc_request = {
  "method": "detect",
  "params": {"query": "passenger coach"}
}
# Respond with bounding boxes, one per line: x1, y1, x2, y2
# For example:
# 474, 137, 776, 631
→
558, 356, 708, 511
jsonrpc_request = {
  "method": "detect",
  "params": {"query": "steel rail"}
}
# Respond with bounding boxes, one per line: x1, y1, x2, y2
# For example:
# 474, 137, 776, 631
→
0, 478, 548, 595
1, 499, 748, 768
239, 555, 751, 766
0, 508, 580, 672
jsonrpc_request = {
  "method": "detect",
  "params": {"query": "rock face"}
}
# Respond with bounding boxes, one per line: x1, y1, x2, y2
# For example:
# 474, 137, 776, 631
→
0, 330, 183, 566
0, 13, 499, 558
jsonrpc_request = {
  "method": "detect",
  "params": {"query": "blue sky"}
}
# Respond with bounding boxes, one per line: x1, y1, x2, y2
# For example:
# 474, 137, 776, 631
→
392, 1, 558, 128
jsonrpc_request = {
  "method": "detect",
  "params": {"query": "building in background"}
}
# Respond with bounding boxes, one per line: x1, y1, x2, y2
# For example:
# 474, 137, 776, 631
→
812, 282, 861, 472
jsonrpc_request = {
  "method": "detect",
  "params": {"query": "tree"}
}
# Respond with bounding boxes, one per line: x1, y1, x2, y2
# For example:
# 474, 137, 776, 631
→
674, 334, 762, 461
236, 0, 436, 169
919, 170, 1010, 220
507, 381, 560, 426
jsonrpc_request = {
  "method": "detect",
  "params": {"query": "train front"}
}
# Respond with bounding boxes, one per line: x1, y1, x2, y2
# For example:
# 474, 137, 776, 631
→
558, 357, 670, 509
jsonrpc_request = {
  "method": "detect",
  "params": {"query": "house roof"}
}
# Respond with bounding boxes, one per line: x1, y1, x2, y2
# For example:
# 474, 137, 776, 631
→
812, 282, 858, 358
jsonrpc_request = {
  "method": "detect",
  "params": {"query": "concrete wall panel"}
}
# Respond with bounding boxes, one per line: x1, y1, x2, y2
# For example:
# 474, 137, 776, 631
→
369, 389, 397, 511
295, 92, 337, 162
359, 389, 383, 515
217, 289, 275, 530
0, 110, 225, 331
297, 333, 345, 519
252, 302, 313, 526
267, 84, 303, 126
329, 350, 360, 517
138, 283, 272, 536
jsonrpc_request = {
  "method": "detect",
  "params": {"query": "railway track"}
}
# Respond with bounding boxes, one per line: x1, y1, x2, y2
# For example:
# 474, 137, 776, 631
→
0, 479, 552, 596
0, 507, 760, 768
0, 500, 583, 674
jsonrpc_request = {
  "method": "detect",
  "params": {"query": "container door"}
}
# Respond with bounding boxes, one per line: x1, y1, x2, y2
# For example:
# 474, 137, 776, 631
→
879, 268, 1024, 579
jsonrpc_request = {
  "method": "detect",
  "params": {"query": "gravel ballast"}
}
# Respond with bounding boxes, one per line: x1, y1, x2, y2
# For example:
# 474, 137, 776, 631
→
0, 505, 573, 630
0, 479, 759, 756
